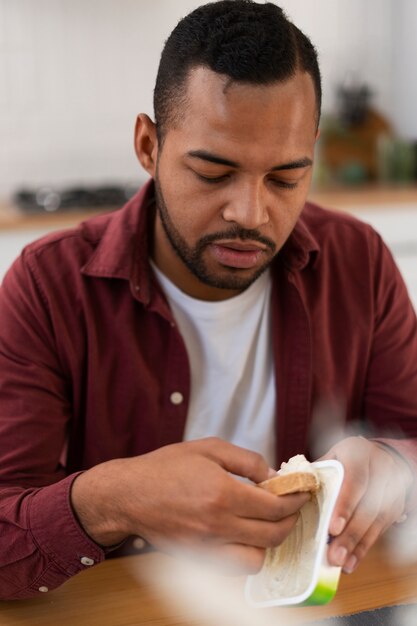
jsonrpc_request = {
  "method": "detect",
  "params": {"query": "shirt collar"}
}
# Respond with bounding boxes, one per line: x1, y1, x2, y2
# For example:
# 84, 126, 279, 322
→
81, 179, 320, 300
279, 206, 320, 271
81, 179, 156, 304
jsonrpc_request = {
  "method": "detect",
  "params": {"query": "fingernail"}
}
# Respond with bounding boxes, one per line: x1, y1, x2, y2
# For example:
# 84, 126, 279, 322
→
333, 546, 348, 566
331, 516, 346, 536
343, 555, 358, 574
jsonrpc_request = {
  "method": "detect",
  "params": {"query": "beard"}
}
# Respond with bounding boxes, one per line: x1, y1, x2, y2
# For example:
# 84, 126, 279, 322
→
153, 176, 277, 292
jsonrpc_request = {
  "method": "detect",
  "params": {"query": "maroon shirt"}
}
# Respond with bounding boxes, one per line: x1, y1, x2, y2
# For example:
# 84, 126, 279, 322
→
1, 180, 417, 599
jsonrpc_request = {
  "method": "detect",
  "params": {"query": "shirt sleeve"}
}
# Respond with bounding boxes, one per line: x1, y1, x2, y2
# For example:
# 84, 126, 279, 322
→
0, 251, 105, 600
364, 232, 417, 513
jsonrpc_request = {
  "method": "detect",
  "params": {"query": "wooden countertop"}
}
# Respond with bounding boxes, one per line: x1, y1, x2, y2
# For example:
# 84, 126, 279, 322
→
0, 204, 115, 232
1, 185, 417, 232
0, 537, 416, 626
309, 183, 417, 210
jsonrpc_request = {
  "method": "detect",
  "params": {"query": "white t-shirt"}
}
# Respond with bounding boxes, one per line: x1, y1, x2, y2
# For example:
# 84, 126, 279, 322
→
151, 265, 276, 467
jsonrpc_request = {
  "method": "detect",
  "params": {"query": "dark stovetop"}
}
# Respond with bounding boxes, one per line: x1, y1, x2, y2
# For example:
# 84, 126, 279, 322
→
13, 184, 138, 213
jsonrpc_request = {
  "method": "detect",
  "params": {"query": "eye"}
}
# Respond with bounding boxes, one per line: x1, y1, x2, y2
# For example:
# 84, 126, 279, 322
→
194, 172, 230, 184
270, 179, 299, 190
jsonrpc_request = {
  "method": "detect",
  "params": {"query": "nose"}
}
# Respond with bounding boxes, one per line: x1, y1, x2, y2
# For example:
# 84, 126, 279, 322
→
222, 179, 270, 230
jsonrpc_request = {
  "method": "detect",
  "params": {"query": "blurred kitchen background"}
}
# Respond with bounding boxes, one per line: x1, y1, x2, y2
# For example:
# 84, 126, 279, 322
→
1, 0, 417, 307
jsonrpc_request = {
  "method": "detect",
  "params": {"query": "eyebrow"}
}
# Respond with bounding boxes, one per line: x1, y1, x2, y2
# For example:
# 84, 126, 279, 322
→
187, 150, 313, 171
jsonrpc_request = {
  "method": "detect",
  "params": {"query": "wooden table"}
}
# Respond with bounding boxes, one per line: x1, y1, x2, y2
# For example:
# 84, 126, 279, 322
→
1, 536, 417, 626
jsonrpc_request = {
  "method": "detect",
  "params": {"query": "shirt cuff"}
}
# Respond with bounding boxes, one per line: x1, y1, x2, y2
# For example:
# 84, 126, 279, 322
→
28, 473, 106, 583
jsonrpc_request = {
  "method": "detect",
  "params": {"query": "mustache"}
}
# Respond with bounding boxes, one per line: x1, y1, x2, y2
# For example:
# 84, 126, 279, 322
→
198, 227, 276, 252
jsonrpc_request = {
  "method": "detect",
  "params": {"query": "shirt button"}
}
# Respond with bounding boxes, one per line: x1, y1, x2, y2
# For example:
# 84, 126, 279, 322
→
133, 537, 146, 551
38, 586, 49, 593
80, 556, 95, 566
170, 391, 183, 405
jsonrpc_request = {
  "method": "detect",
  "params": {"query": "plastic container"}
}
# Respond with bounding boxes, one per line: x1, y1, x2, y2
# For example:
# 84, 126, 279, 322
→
245, 459, 344, 607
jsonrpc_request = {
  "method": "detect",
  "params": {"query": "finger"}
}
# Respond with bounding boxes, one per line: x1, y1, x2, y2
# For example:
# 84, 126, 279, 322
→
327, 482, 385, 568
343, 482, 405, 574
328, 473, 401, 570
222, 512, 300, 549
341, 518, 389, 574
329, 471, 369, 538
192, 437, 274, 484
230, 481, 311, 521
333, 502, 395, 575
325, 438, 371, 537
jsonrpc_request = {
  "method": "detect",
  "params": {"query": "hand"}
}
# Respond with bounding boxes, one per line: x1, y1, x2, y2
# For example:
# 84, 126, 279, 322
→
71, 437, 309, 573
321, 436, 413, 574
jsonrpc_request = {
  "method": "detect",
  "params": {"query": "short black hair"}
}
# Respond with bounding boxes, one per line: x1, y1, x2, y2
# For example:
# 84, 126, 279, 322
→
153, 0, 321, 142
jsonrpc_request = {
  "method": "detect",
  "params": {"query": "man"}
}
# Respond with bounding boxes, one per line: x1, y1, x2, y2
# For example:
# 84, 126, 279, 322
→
0, 0, 416, 600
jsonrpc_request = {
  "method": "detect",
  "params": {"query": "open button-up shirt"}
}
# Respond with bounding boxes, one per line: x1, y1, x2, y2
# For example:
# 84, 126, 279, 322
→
0, 180, 416, 599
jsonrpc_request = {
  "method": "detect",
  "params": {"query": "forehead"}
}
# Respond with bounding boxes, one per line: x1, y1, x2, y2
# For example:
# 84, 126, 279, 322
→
166, 66, 317, 160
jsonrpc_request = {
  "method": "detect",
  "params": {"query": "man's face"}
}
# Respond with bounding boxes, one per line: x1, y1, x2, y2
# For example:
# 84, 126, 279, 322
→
150, 67, 318, 300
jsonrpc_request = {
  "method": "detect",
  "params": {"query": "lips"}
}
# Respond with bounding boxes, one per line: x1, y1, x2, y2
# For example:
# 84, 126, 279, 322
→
216, 241, 267, 252
208, 241, 266, 269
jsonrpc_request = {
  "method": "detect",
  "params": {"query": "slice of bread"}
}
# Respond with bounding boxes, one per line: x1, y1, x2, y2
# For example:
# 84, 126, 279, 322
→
257, 471, 320, 496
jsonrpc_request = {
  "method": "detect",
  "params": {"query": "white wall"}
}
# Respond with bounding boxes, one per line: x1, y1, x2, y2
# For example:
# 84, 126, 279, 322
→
1, 0, 395, 198
391, 0, 417, 139
278, 0, 393, 117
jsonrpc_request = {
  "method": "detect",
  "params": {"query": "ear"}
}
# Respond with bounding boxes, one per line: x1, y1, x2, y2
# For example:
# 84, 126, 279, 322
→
315, 127, 321, 142
134, 114, 158, 177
